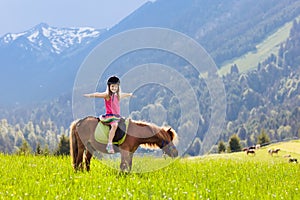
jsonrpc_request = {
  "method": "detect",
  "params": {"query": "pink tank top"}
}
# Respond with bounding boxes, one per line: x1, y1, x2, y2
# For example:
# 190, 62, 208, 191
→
104, 94, 120, 115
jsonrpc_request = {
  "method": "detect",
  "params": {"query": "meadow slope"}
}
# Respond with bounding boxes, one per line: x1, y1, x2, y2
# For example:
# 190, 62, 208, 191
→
1, 140, 299, 199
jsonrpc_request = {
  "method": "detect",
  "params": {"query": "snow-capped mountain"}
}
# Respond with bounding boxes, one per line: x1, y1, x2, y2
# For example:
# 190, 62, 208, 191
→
0, 23, 106, 105
1, 23, 104, 55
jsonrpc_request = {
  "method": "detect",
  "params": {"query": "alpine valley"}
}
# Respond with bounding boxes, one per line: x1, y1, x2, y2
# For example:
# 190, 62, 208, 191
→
1, 0, 300, 155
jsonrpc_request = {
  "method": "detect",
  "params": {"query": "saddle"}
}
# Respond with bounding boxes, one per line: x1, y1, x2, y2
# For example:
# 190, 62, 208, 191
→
94, 118, 128, 145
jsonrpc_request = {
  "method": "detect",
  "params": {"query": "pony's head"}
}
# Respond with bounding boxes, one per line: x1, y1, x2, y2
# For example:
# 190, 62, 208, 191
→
157, 127, 178, 158
134, 120, 178, 158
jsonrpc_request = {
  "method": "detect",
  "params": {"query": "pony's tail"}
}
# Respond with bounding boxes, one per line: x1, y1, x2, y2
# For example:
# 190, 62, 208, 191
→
69, 120, 79, 170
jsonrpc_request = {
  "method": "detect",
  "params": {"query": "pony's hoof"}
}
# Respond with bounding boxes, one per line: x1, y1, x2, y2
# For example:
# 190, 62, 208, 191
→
120, 163, 131, 172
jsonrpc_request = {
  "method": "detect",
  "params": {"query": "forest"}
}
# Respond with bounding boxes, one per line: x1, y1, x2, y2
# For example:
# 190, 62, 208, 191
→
1, 18, 300, 156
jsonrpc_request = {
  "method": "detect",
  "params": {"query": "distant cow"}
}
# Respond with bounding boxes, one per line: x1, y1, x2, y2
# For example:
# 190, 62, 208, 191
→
246, 149, 256, 155
243, 147, 249, 151
289, 158, 298, 163
249, 145, 256, 150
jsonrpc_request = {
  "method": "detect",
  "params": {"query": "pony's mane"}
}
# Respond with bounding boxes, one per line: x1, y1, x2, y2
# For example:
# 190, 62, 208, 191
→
131, 119, 153, 127
159, 127, 178, 144
131, 119, 178, 149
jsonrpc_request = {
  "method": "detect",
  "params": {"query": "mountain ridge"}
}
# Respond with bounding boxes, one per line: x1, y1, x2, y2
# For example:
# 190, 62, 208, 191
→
1, 22, 104, 55
1, 0, 300, 105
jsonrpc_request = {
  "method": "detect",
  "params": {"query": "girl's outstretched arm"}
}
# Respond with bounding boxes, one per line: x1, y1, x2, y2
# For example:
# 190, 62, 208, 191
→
84, 92, 107, 98
120, 92, 133, 99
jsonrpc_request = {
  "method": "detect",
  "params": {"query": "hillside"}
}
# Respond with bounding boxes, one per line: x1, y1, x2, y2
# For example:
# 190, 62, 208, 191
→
1, 0, 300, 155
1, 0, 300, 105
1, 140, 299, 199
103, 0, 300, 67
219, 16, 300, 75
271, 140, 300, 155
186, 140, 300, 170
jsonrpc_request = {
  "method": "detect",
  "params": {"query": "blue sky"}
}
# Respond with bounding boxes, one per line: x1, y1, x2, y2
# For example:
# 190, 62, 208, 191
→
0, 0, 149, 36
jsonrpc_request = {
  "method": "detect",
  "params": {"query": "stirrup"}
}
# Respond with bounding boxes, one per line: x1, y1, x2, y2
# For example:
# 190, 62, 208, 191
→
106, 143, 115, 154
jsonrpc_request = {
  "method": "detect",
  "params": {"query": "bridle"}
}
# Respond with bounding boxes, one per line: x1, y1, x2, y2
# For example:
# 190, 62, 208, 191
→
160, 140, 176, 153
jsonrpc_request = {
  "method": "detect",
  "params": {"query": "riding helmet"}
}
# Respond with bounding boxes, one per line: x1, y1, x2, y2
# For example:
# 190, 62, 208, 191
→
107, 76, 120, 85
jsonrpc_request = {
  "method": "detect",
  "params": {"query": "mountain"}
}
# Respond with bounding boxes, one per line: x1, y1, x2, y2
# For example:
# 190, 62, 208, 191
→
1, 23, 102, 55
2, 0, 300, 106
0, 23, 105, 105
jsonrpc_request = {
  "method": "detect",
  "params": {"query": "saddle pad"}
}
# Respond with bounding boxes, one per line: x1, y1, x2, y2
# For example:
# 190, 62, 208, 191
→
94, 118, 129, 145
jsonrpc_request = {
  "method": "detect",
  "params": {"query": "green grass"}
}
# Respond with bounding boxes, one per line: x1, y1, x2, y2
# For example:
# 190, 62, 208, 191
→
218, 15, 300, 76
1, 141, 300, 199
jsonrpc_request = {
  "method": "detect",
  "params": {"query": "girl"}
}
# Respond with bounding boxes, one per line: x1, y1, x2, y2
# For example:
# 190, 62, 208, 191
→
84, 76, 132, 153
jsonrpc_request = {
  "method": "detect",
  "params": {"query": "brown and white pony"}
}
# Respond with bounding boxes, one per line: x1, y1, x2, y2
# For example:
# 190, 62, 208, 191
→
70, 116, 178, 172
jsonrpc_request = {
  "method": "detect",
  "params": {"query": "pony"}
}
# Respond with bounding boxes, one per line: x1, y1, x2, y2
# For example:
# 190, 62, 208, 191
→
243, 145, 256, 153
69, 116, 178, 172
268, 148, 280, 156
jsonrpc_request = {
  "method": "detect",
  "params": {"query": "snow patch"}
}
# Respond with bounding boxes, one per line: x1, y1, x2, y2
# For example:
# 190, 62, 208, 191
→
28, 31, 39, 42
1, 24, 103, 54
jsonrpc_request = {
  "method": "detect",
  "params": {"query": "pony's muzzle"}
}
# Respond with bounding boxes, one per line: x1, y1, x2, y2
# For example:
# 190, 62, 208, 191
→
171, 147, 178, 157
162, 143, 178, 158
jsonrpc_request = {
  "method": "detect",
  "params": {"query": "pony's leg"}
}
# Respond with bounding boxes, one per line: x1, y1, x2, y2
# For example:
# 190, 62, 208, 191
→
76, 149, 84, 171
75, 134, 85, 171
127, 153, 134, 171
120, 150, 133, 172
129, 153, 133, 171
70, 133, 78, 170
85, 150, 93, 172
70, 121, 79, 171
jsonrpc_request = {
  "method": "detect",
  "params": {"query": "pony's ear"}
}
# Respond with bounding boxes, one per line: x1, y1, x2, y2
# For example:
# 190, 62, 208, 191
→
166, 127, 178, 144
167, 128, 173, 139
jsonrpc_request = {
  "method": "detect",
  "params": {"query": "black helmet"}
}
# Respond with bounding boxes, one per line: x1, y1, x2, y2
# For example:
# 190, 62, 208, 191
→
107, 76, 120, 85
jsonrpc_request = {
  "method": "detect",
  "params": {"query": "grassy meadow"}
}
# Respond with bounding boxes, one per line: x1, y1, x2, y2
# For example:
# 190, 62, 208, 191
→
1, 141, 300, 200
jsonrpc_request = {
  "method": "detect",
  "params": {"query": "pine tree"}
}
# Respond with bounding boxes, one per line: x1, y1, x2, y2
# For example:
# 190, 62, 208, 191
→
43, 144, 50, 156
35, 143, 43, 155
54, 134, 70, 156
218, 140, 226, 153
17, 139, 32, 155
257, 129, 270, 145
228, 134, 241, 153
